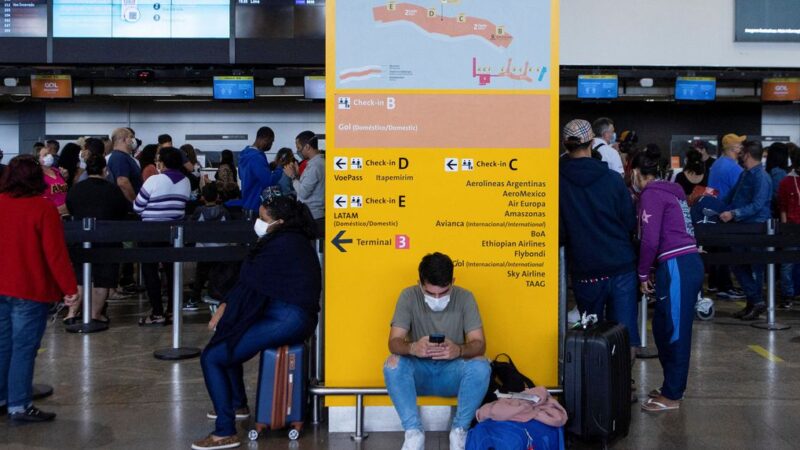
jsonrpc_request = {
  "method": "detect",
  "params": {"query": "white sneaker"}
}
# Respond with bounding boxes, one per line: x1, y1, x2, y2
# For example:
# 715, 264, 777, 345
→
402, 429, 425, 450
449, 427, 468, 450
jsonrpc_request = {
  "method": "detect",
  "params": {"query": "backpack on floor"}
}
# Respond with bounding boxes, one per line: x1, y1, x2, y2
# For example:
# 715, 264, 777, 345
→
482, 353, 536, 404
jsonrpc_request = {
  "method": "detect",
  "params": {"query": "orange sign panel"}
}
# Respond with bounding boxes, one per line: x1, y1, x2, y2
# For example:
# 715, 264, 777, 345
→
763, 78, 800, 102
31, 75, 73, 99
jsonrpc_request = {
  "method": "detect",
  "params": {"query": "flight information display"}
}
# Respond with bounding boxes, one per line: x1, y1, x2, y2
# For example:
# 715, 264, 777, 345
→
236, 0, 325, 39
1, 0, 47, 37
53, 0, 230, 38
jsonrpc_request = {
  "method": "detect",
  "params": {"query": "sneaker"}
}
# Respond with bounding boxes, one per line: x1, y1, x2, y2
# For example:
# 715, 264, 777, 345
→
183, 300, 200, 312
732, 305, 754, 319
9, 406, 56, 422
730, 288, 745, 296
206, 407, 250, 420
402, 429, 425, 450
191, 435, 240, 450
741, 303, 767, 321
449, 428, 468, 450
717, 290, 746, 300
778, 300, 794, 310
706, 286, 719, 293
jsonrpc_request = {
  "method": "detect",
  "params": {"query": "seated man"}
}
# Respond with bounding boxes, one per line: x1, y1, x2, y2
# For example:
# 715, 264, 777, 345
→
383, 252, 490, 450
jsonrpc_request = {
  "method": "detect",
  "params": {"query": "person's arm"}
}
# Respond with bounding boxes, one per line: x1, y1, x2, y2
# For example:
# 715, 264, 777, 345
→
608, 148, 624, 175
133, 177, 154, 215
430, 328, 486, 360
388, 326, 432, 357
57, 203, 69, 216
117, 176, 136, 202
731, 173, 771, 222
637, 191, 664, 290
293, 161, 321, 200
40, 204, 78, 298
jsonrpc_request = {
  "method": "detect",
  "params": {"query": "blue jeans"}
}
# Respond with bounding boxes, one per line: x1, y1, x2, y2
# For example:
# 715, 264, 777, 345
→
571, 271, 641, 346
730, 248, 765, 306
0, 296, 50, 413
383, 355, 490, 431
201, 301, 316, 436
653, 254, 704, 401
781, 263, 795, 298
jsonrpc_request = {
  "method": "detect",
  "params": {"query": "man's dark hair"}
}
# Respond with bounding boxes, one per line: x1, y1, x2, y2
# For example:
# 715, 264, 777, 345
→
418, 252, 454, 287
202, 182, 219, 202
0, 155, 46, 198
256, 127, 275, 141
591, 117, 614, 137
296, 130, 315, 147
85, 137, 105, 157
33, 142, 45, 151
564, 140, 592, 153
159, 147, 183, 170
85, 154, 107, 176
158, 134, 172, 145
46, 139, 60, 151
742, 141, 764, 162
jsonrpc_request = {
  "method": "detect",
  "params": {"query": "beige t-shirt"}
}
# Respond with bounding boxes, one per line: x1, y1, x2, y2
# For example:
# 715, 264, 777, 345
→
390, 285, 483, 345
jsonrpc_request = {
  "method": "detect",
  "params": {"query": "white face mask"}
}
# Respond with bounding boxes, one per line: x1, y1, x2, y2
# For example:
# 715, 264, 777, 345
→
41, 154, 54, 167
253, 218, 277, 238
421, 285, 451, 312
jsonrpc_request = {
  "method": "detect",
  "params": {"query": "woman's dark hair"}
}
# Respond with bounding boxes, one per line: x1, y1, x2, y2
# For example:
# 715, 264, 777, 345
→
59, 142, 81, 187
261, 196, 317, 239
632, 144, 665, 179
418, 252, 455, 287
766, 142, 789, 173
137, 144, 158, 169
220, 149, 238, 181
85, 154, 107, 176
181, 144, 198, 166
0, 155, 47, 197
271, 147, 296, 169
84, 137, 105, 158
789, 143, 800, 171
684, 149, 705, 176
159, 147, 183, 170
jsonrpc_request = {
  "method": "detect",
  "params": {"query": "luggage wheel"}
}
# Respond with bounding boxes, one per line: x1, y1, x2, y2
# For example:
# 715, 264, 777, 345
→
289, 422, 303, 441
249, 423, 269, 441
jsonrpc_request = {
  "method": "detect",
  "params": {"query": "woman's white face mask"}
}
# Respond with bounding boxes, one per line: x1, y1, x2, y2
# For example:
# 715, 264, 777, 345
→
253, 218, 278, 237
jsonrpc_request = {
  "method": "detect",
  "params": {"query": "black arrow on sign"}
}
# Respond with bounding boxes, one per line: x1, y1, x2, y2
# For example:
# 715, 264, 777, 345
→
335, 158, 347, 169
446, 159, 458, 171
335, 196, 347, 208
332, 230, 353, 253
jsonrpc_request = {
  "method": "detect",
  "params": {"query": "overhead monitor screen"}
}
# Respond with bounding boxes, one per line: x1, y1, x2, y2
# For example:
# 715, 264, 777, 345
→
213, 76, 255, 100
53, 1, 230, 38
1, 0, 47, 37
304, 76, 325, 99
675, 77, 716, 101
31, 75, 74, 99
236, 0, 325, 39
735, 0, 800, 42
577, 75, 618, 99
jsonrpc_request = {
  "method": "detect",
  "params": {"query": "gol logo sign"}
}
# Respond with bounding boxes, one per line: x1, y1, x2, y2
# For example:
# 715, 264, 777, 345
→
31, 75, 73, 99
763, 78, 800, 101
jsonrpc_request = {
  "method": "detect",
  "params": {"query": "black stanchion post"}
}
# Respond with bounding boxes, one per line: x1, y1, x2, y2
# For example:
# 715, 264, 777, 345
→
558, 247, 566, 385
155, 225, 201, 360
753, 219, 791, 331
67, 217, 108, 334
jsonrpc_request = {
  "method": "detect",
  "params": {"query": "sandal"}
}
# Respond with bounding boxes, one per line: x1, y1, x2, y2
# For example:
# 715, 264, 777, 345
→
641, 397, 680, 412
138, 314, 166, 326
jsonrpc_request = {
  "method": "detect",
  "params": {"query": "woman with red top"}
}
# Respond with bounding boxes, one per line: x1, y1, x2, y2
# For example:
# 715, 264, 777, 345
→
37, 146, 69, 216
0, 155, 79, 422
777, 147, 800, 309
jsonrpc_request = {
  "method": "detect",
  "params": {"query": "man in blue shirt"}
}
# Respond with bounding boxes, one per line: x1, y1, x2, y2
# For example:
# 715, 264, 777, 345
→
107, 128, 143, 203
720, 141, 772, 321
238, 127, 282, 213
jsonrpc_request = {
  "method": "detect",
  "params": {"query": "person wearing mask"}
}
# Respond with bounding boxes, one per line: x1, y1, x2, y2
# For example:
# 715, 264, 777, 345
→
283, 135, 325, 238
777, 146, 800, 310
58, 143, 82, 189
720, 141, 773, 321
560, 119, 641, 350
692, 139, 717, 175
383, 252, 490, 450
295, 130, 315, 177
134, 147, 191, 326
706, 134, 747, 301
107, 128, 143, 203
591, 117, 624, 175
77, 138, 107, 183
271, 147, 297, 198
183, 183, 231, 312
193, 196, 320, 450
0, 155, 79, 422
632, 147, 703, 413
239, 127, 282, 214
674, 149, 710, 206
137, 144, 160, 182
45, 140, 60, 168
215, 149, 238, 187
37, 146, 69, 216
64, 155, 130, 325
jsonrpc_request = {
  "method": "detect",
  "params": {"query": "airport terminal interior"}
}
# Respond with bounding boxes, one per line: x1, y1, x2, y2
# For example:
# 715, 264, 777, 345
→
3, 1, 800, 449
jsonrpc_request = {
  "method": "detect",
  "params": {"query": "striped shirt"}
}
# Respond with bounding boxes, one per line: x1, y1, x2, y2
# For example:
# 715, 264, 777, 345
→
133, 170, 190, 222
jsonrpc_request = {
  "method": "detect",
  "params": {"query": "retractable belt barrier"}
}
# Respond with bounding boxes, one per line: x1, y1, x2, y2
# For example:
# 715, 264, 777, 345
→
62, 219, 258, 359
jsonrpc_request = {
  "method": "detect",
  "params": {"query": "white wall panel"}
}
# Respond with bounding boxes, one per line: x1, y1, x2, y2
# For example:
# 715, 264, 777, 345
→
562, 0, 800, 67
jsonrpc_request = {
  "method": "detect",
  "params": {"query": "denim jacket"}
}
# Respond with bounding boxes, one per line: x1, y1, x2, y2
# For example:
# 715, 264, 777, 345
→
725, 164, 772, 223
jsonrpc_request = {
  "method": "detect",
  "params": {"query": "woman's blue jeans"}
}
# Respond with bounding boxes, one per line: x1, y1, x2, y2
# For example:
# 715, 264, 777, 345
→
0, 296, 50, 414
201, 301, 316, 436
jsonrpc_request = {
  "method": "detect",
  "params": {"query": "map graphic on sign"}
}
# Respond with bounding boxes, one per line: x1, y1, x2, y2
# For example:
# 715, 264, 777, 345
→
336, 0, 551, 90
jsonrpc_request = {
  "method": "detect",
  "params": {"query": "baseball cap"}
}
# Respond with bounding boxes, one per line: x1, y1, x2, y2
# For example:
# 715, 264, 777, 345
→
721, 134, 746, 149
563, 119, 595, 145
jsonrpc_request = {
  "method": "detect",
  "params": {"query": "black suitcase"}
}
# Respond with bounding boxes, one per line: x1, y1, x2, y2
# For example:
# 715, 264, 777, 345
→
564, 321, 631, 445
